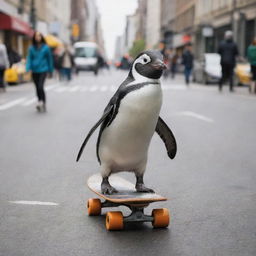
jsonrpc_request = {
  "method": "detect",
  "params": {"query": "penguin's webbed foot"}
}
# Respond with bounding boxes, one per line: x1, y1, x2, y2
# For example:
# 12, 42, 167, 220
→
136, 183, 154, 193
101, 178, 118, 194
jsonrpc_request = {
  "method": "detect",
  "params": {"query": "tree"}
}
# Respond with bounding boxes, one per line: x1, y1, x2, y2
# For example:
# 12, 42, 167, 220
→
129, 39, 146, 58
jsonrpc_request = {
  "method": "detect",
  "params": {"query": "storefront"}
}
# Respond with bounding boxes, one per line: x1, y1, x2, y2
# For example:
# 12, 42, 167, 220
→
0, 12, 34, 57
172, 33, 192, 55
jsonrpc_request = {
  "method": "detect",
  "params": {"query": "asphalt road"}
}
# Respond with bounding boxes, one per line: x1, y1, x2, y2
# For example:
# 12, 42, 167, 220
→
0, 69, 256, 256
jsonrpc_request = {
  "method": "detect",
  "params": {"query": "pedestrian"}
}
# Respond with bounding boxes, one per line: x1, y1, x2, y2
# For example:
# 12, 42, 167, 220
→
6, 46, 21, 67
170, 49, 179, 79
53, 47, 62, 81
182, 43, 194, 85
0, 40, 9, 92
218, 31, 239, 92
247, 37, 256, 94
59, 44, 74, 82
26, 31, 53, 112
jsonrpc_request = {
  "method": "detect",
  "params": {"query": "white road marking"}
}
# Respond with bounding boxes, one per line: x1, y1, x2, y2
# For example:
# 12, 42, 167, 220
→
100, 86, 108, 92
80, 87, 88, 91
55, 87, 67, 93
69, 86, 80, 92
45, 84, 60, 91
0, 98, 26, 111
22, 97, 37, 106
176, 111, 214, 123
9, 200, 59, 206
89, 86, 98, 92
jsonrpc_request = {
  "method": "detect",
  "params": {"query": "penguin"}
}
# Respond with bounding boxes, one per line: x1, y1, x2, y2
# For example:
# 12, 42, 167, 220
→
77, 50, 177, 194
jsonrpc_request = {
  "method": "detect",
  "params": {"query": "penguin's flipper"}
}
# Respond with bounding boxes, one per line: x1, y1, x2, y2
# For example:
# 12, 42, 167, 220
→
76, 105, 114, 162
155, 116, 177, 159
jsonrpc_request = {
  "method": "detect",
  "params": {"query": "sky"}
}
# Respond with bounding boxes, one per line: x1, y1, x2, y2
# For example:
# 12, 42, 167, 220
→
96, 0, 138, 59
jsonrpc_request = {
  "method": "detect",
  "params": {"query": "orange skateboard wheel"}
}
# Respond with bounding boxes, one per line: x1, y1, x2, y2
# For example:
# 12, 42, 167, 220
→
105, 211, 124, 230
87, 198, 101, 216
152, 208, 170, 228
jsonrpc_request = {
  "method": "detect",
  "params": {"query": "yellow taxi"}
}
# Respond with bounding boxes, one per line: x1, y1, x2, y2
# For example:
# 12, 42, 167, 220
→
234, 62, 251, 86
4, 59, 31, 85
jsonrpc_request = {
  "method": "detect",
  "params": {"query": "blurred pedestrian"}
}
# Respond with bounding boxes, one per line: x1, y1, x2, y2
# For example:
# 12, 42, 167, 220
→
0, 40, 9, 92
59, 44, 74, 82
6, 46, 21, 67
163, 48, 170, 79
170, 49, 179, 79
182, 43, 194, 85
218, 31, 239, 92
26, 31, 53, 112
53, 47, 62, 81
247, 37, 256, 94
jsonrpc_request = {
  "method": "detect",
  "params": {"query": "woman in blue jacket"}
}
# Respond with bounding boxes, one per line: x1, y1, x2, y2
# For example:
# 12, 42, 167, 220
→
26, 31, 53, 112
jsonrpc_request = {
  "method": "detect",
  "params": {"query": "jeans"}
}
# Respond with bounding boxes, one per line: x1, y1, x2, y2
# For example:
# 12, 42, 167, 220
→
61, 68, 72, 81
32, 72, 47, 103
184, 67, 192, 85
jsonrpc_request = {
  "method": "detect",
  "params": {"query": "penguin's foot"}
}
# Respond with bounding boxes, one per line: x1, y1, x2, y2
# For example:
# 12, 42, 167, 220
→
136, 183, 154, 193
101, 178, 118, 194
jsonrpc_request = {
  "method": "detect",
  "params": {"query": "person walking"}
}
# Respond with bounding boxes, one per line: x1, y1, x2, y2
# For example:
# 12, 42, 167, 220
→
59, 44, 74, 82
247, 37, 256, 94
182, 43, 194, 85
218, 31, 239, 92
0, 41, 9, 92
26, 31, 53, 112
170, 49, 179, 79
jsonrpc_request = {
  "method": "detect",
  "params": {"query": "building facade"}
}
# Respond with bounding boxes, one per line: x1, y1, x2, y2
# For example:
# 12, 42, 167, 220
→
146, 0, 161, 49
195, 0, 256, 58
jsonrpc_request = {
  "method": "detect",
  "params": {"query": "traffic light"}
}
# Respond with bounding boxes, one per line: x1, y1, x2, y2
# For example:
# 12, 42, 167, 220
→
72, 24, 80, 38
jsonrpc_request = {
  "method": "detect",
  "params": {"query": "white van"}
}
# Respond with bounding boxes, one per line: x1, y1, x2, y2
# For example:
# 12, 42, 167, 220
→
73, 41, 99, 74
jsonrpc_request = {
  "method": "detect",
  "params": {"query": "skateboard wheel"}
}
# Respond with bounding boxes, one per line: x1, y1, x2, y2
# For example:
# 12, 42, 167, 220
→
105, 211, 124, 231
152, 208, 170, 228
87, 198, 101, 216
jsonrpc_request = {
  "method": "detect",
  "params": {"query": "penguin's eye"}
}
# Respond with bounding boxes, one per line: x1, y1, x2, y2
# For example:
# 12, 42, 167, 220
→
143, 58, 147, 63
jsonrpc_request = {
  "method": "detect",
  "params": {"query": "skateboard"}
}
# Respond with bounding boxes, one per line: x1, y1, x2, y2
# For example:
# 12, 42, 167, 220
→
87, 174, 170, 231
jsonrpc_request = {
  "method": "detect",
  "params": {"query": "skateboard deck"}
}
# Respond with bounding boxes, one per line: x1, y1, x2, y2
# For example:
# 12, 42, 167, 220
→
87, 173, 167, 204
87, 174, 170, 230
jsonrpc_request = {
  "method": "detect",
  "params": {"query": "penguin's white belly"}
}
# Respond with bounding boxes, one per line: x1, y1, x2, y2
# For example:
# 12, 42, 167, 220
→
99, 83, 162, 171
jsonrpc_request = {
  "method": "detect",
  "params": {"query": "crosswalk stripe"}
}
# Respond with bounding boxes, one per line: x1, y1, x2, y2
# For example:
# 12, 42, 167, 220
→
22, 97, 37, 106
89, 86, 98, 92
45, 84, 60, 91
54, 87, 67, 92
100, 86, 108, 92
69, 86, 80, 92
0, 98, 26, 111
80, 87, 88, 91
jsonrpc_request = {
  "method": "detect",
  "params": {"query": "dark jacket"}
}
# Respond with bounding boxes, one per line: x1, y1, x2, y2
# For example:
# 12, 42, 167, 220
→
218, 39, 239, 67
182, 50, 194, 69
7, 47, 21, 67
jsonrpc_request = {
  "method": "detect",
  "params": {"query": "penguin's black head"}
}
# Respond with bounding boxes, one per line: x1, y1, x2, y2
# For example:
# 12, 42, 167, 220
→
131, 50, 166, 79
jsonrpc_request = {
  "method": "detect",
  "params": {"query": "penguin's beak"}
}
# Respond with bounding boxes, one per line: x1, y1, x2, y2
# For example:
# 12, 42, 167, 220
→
151, 60, 167, 70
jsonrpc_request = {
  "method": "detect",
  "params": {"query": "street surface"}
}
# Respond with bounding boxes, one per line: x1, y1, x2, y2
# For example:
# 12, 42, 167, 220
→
0, 69, 256, 256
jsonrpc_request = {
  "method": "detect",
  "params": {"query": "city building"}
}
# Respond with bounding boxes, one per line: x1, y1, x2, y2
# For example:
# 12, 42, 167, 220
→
160, 0, 176, 49
195, 0, 256, 58
146, 0, 161, 49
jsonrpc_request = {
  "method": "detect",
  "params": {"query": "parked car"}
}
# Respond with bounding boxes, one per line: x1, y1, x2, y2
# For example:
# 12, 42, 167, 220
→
193, 53, 221, 84
234, 62, 251, 86
4, 59, 31, 85
73, 41, 99, 75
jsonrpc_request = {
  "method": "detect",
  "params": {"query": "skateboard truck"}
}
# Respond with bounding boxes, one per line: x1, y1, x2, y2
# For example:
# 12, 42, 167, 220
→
87, 199, 170, 231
